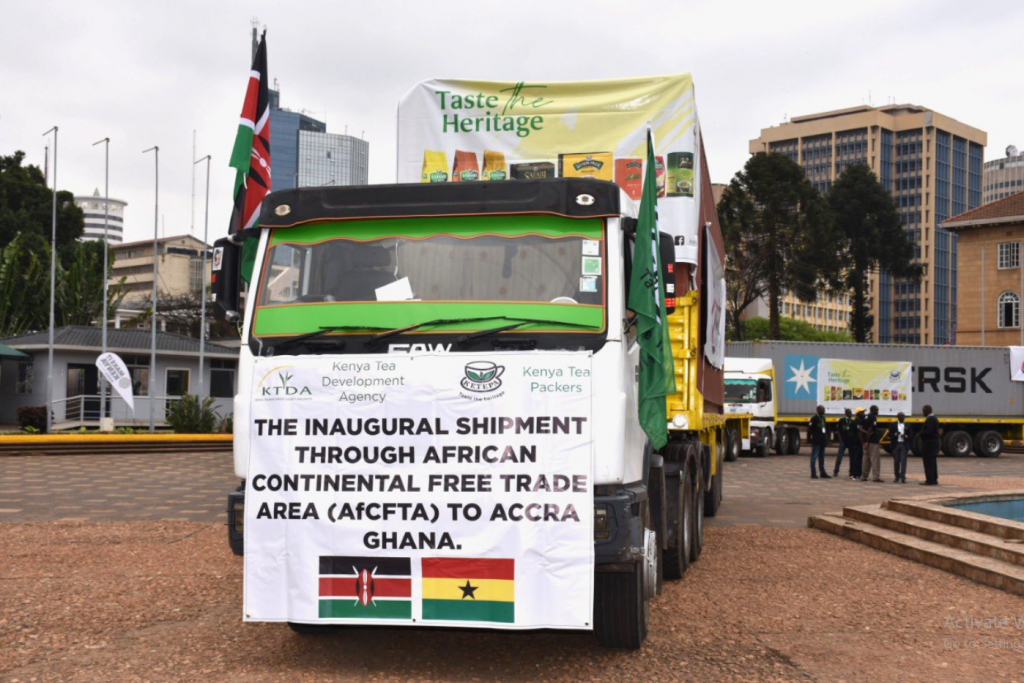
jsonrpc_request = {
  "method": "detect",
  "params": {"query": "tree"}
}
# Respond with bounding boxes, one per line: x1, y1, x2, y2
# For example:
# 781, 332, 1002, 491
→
721, 205, 769, 341
737, 316, 852, 343
0, 234, 46, 337
718, 153, 841, 340
829, 164, 921, 342
56, 240, 128, 326
0, 152, 84, 255
125, 291, 238, 340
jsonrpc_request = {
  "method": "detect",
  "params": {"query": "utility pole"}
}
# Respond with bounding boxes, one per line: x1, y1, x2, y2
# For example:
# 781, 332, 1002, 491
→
194, 154, 212, 400
92, 137, 111, 427
42, 126, 58, 433
143, 146, 159, 432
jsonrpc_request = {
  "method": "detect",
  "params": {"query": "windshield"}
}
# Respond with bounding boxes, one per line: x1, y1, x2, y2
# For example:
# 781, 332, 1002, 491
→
724, 378, 758, 403
252, 214, 606, 339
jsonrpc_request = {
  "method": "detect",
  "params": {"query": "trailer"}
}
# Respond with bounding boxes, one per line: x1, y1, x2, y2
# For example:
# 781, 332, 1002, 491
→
727, 341, 1024, 457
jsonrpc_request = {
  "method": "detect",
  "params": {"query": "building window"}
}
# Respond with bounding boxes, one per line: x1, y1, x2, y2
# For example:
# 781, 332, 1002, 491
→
210, 359, 236, 399
998, 242, 1021, 269
16, 361, 33, 394
166, 369, 191, 397
998, 292, 1020, 328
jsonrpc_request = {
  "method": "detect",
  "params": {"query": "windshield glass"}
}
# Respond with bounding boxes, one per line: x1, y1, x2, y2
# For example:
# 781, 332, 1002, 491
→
252, 214, 606, 338
724, 378, 758, 403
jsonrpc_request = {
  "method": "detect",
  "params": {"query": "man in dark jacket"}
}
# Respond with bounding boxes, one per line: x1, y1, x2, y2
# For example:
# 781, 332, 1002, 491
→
920, 405, 941, 485
860, 405, 883, 482
850, 407, 866, 480
889, 412, 913, 484
809, 405, 830, 479
833, 408, 856, 477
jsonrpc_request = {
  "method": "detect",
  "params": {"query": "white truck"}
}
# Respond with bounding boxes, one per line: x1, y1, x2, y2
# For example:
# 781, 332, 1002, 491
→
724, 357, 801, 457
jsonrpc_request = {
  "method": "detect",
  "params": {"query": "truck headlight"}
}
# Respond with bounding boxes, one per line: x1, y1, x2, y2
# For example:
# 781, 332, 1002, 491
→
671, 414, 689, 429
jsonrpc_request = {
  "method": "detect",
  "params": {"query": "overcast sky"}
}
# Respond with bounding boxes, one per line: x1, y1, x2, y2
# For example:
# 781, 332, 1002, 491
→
2, 0, 1021, 244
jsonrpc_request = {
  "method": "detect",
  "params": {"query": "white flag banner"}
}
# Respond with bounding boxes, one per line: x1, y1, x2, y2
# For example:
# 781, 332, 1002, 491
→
244, 352, 595, 630
95, 352, 135, 412
1010, 347, 1024, 382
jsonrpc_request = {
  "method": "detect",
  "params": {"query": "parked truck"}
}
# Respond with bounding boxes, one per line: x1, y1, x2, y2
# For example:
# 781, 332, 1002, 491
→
214, 75, 747, 650
726, 341, 1024, 458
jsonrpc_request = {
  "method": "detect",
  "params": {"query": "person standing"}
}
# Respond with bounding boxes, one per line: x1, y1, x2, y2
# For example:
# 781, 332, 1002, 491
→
850, 407, 866, 480
809, 405, 830, 479
833, 408, 855, 477
920, 405, 941, 486
860, 404, 883, 482
889, 412, 913, 484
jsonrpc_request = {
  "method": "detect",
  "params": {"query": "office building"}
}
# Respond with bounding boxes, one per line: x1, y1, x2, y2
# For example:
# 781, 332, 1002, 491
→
75, 189, 126, 244
751, 104, 987, 344
110, 234, 211, 303
983, 146, 1024, 205
269, 88, 369, 191
943, 192, 1024, 346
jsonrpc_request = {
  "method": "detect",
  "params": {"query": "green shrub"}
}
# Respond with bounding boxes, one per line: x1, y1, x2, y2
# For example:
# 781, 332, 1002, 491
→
165, 394, 219, 434
218, 414, 234, 434
16, 406, 49, 433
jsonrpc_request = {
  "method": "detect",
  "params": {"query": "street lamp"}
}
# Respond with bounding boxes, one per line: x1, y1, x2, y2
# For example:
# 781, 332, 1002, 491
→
42, 126, 57, 433
92, 137, 110, 427
194, 154, 211, 400
143, 146, 159, 432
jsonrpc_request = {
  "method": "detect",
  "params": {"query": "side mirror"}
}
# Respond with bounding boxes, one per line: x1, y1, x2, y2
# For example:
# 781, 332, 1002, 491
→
211, 237, 242, 323
658, 231, 676, 315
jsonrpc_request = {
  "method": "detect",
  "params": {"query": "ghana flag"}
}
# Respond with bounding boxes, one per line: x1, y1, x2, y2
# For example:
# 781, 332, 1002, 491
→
421, 558, 514, 624
318, 556, 412, 620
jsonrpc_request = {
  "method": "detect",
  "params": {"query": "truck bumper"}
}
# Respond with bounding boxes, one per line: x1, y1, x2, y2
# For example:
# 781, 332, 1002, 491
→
227, 483, 649, 567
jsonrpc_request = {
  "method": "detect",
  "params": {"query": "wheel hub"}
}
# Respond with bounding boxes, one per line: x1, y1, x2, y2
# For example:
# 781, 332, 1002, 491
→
643, 527, 658, 600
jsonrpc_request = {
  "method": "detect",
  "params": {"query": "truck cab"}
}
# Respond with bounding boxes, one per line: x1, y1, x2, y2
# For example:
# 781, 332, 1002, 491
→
214, 178, 706, 648
724, 357, 799, 456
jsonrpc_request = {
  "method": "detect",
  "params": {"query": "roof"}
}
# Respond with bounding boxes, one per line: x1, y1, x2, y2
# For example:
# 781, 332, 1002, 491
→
1, 326, 236, 357
112, 234, 209, 250
0, 342, 28, 359
943, 191, 1024, 230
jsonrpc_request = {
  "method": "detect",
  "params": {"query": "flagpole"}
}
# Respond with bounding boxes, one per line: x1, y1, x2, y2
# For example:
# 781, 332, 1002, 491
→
143, 146, 159, 432
42, 126, 58, 434
195, 154, 211, 400
92, 137, 110, 426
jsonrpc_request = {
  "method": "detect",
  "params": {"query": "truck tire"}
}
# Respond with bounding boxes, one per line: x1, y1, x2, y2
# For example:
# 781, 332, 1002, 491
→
787, 428, 801, 455
594, 562, 648, 649
704, 445, 723, 518
774, 428, 790, 455
910, 434, 924, 457
942, 430, 972, 457
724, 429, 740, 462
756, 438, 769, 458
663, 452, 692, 580
973, 430, 1003, 458
648, 464, 666, 596
690, 460, 704, 562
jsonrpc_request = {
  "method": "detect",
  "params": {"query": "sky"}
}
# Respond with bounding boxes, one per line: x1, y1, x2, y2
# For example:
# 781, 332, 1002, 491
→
2, 0, 1022, 245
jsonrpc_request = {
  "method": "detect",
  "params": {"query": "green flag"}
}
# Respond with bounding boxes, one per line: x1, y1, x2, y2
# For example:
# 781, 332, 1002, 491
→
628, 131, 677, 450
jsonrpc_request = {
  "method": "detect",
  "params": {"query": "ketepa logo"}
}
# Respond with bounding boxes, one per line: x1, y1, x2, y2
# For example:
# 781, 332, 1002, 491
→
257, 366, 313, 400
460, 361, 505, 397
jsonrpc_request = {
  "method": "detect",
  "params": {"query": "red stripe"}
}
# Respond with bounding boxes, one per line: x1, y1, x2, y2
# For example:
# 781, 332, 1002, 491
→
319, 577, 411, 599
421, 558, 514, 581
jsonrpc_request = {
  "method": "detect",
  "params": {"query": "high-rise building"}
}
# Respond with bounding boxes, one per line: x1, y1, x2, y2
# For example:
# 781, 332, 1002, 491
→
75, 189, 126, 244
268, 88, 369, 191
983, 146, 1024, 205
109, 234, 211, 303
750, 104, 987, 345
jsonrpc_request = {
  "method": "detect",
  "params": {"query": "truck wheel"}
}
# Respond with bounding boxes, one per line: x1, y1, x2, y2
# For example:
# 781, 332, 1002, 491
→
690, 460, 704, 562
973, 430, 1003, 458
663, 457, 692, 580
704, 446, 723, 518
756, 437, 769, 458
594, 501, 651, 649
910, 434, 924, 457
942, 430, 972, 457
724, 429, 740, 462
648, 464, 666, 596
774, 428, 790, 455
787, 428, 801, 454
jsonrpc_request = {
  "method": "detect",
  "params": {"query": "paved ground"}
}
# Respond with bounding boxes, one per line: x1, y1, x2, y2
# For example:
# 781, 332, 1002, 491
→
1, 446, 1020, 526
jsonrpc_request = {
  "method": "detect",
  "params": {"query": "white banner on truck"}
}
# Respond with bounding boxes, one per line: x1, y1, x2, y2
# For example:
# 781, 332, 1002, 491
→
397, 75, 702, 264
95, 352, 134, 412
1009, 347, 1024, 382
816, 358, 912, 416
704, 224, 726, 369
244, 353, 594, 630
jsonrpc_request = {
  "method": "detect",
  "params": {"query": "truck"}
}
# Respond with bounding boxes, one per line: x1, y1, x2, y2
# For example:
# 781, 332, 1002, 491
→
726, 340, 1024, 458
214, 75, 747, 650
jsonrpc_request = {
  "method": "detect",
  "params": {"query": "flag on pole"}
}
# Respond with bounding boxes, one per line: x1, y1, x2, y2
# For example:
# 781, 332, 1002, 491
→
628, 130, 677, 450
229, 31, 271, 236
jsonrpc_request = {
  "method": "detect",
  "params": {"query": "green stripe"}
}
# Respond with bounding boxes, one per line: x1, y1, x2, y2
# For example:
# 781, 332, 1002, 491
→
318, 599, 411, 620
422, 599, 514, 624
270, 214, 603, 246
254, 301, 604, 337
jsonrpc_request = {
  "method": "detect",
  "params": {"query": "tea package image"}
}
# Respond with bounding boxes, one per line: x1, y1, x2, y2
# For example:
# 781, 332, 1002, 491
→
559, 152, 613, 181
482, 151, 507, 180
615, 158, 644, 199
452, 150, 479, 182
667, 151, 694, 197
511, 161, 556, 180
421, 150, 449, 183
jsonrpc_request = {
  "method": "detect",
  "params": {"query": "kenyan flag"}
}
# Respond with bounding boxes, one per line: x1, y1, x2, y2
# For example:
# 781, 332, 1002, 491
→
318, 556, 412, 619
228, 30, 271, 237
421, 558, 514, 624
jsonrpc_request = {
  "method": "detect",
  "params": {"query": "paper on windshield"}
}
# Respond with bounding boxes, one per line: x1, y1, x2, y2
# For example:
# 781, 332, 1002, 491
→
376, 277, 415, 302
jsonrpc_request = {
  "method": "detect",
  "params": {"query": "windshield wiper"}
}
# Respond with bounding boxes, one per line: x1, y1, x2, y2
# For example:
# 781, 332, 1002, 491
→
455, 317, 600, 347
371, 316, 600, 344
269, 325, 392, 354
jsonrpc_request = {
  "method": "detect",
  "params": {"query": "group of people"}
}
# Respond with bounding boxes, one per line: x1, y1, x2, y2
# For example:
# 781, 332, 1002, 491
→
807, 404, 941, 485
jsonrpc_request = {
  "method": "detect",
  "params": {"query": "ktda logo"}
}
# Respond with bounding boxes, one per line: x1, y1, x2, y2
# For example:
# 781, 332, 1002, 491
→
460, 361, 505, 393
258, 366, 312, 398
